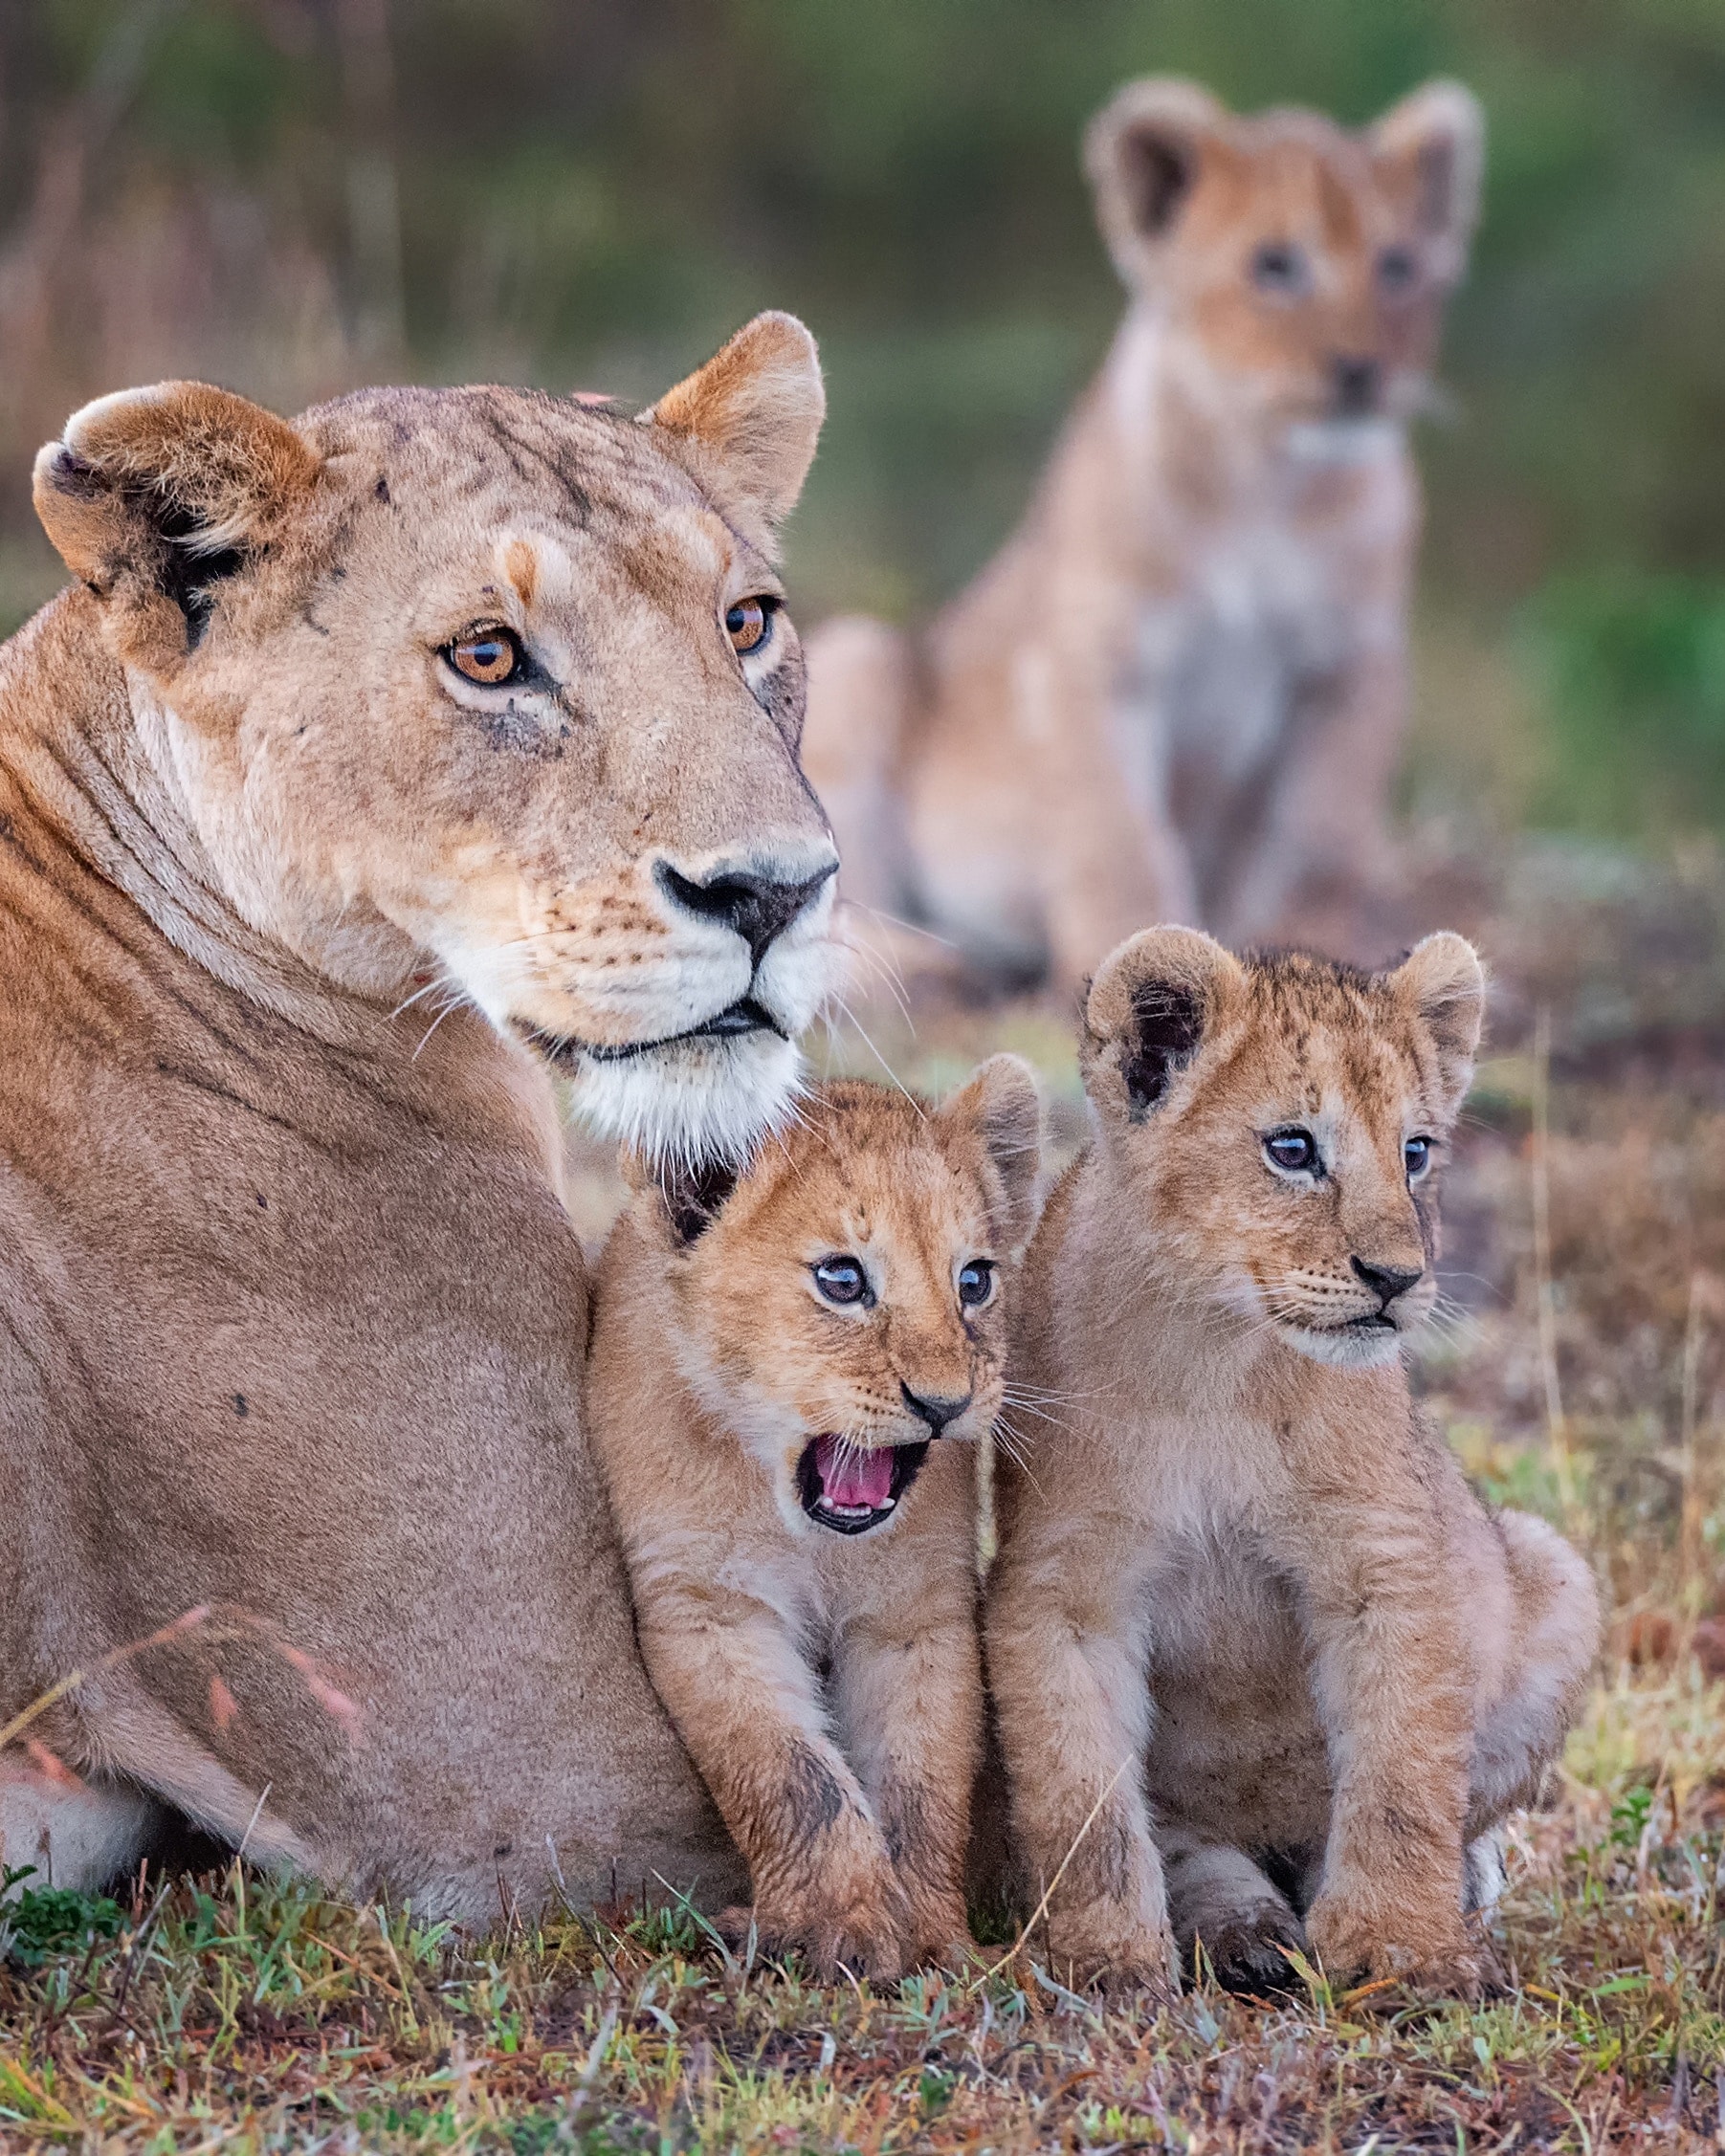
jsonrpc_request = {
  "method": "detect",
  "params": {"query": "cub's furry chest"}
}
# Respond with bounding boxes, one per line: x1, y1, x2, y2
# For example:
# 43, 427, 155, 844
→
1116, 515, 1363, 792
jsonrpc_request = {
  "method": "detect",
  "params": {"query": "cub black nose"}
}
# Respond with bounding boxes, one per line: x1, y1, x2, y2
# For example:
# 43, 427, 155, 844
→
656, 859, 836, 967
1332, 356, 1382, 417
1351, 1256, 1423, 1308
900, 1382, 972, 1435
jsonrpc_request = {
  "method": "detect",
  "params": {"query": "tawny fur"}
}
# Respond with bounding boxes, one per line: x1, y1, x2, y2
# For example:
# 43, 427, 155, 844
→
1, 317, 842, 1921
588, 1067, 1043, 1979
985, 929, 1598, 1996
803, 80, 1482, 989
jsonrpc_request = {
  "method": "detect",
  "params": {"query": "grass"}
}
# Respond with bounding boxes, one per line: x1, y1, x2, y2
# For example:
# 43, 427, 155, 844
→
1, 1715, 1720, 2151
6, 834, 1725, 2150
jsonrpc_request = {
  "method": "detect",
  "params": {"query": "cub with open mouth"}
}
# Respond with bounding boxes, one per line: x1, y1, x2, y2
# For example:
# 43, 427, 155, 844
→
588, 1061, 1044, 1980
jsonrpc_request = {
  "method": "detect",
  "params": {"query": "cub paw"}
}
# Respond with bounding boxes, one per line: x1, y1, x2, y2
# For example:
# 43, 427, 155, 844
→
1041, 1920, 1179, 2003
913, 1928, 984, 1974
905, 1893, 983, 1973
1306, 1896, 1484, 1998
1187, 1902, 1307, 1997
719, 1894, 906, 1984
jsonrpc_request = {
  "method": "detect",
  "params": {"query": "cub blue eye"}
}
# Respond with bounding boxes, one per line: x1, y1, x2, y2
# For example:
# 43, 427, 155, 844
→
1377, 244, 1419, 293
1264, 1128, 1317, 1174
812, 1255, 870, 1306
1250, 240, 1308, 295
1404, 1135, 1432, 1178
957, 1260, 994, 1308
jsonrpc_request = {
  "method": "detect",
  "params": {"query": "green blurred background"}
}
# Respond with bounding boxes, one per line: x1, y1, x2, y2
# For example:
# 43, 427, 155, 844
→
3, 0, 1724, 843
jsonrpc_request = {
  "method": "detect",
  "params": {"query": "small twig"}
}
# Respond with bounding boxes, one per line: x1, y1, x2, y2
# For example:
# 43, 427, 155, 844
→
1530, 1006, 1573, 1517
974, 1753, 1135, 1990
103, 1870, 177, 2039
1679, 1271, 1707, 1595
0, 1607, 213, 1756
372, 1904, 420, 2035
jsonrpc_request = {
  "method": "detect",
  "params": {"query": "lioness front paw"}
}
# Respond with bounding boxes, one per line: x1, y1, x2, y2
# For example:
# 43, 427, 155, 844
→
719, 1890, 906, 1984
1305, 1895, 1483, 1998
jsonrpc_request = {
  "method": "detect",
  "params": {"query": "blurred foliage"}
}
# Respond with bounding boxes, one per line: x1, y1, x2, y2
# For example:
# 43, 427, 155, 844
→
1527, 574, 1725, 836
1, 0, 1723, 833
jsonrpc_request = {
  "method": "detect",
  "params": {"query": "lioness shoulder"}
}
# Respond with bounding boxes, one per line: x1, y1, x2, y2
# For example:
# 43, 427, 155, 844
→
2, 314, 842, 1922
589, 1061, 1044, 1978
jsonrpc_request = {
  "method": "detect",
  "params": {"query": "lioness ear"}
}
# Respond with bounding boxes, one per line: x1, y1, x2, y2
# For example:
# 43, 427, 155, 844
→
33, 382, 320, 669
1081, 925, 1242, 1124
1371, 80, 1485, 281
940, 1053, 1045, 1253
1387, 932, 1485, 1119
1084, 77, 1233, 285
639, 311, 825, 534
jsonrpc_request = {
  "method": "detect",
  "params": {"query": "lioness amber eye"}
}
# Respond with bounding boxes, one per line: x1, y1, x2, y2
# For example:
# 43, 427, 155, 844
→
1250, 240, 1308, 295
1264, 1128, 1318, 1175
1404, 1135, 1432, 1179
447, 628, 523, 685
957, 1260, 994, 1309
812, 1255, 870, 1307
725, 598, 771, 655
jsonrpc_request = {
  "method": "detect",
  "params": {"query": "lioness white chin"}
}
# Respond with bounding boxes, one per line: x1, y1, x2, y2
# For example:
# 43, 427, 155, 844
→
0, 313, 840, 1922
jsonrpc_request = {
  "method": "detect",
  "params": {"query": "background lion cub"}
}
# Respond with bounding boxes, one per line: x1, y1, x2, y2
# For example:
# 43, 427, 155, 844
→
987, 929, 1598, 1996
589, 1064, 1043, 1979
804, 77, 1482, 986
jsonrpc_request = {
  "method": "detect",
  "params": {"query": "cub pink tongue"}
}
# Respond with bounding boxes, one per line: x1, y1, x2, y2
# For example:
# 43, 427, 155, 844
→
814, 1435, 895, 1511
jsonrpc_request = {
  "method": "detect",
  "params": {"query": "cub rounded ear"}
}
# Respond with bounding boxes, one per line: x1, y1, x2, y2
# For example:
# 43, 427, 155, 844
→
1084, 77, 1233, 284
1081, 924, 1241, 1123
1388, 932, 1485, 1113
940, 1053, 1045, 1253
33, 382, 320, 666
639, 311, 825, 537
1370, 79, 1485, 279
642, 1155, 743, 1247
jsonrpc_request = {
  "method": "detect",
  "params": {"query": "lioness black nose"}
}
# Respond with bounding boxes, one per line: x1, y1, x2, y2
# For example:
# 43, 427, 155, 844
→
656, 860, 836, 968
1332, 356, 1381, 416
901, 1382, 972, 1435
1351, 1256, 1423, 1308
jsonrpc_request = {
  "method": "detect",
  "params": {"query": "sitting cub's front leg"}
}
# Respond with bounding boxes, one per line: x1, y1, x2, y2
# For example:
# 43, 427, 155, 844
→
1284, 1475, 1485, 1995
636, 1591, 908, 1981
830, 1585, 984, 1969
985, 1517, 1176, 1994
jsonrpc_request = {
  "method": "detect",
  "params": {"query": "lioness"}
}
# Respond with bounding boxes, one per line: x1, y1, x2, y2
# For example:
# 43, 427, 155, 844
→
1, 314, 842, 1920
588, 1064, 1043, 1978
804, 79, 1482, 988
985, 929, 1597, 1995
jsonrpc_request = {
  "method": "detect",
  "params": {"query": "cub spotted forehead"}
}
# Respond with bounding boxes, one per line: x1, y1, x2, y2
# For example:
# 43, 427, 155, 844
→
1086, 76, 1484, 285
636, 1060, 1046, 1256
1081, 926, 1486, 1131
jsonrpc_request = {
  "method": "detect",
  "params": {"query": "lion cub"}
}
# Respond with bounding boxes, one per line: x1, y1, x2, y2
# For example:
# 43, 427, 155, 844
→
589, 1064, 1043, 1979
986, 930, 1598, 1996
805, 78, 1483, 985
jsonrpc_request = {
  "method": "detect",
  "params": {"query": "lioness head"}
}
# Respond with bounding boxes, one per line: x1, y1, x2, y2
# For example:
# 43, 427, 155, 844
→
1086, 77, 1482, 440
630, 1062, 1042, 1535
33, 314, 840, 1163
1080, 927, 1485, 1368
